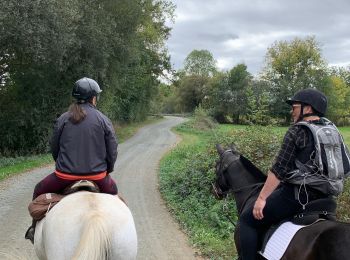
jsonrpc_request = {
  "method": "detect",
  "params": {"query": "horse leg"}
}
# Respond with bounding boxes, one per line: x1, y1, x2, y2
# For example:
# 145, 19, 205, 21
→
233, 225, 241, 257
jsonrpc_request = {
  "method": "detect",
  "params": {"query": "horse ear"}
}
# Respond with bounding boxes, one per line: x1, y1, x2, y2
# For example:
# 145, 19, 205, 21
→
230, 143, 238, 153
216, 144, 225, 156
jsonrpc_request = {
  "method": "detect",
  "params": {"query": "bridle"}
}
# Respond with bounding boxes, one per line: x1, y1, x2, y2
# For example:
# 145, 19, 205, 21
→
212, 149, 263, 226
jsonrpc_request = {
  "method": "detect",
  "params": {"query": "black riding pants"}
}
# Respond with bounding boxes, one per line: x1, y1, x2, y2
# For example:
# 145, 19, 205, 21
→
238, 184, 304, 260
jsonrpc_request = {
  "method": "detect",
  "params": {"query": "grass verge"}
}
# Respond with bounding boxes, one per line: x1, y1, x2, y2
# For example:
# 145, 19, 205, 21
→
0, 154, 53, 181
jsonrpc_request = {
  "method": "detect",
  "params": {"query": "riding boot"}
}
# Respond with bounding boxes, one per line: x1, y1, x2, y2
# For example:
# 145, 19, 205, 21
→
25, 219, 37, 244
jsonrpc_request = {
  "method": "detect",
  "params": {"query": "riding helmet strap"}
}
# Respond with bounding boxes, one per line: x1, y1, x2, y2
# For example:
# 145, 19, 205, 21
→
301, 112, 318, 118
297, 103, 305, 122
298, 103, 318, 121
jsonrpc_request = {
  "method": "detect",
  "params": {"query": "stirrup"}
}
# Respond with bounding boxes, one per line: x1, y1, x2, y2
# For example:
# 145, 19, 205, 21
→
25, 226, 35, 244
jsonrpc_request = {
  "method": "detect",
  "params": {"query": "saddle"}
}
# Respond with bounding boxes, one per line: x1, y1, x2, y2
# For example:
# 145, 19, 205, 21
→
63, 180, 100, 195
28, 180, 100, 221
292, 197, 336, 224
260, 197, 336, 256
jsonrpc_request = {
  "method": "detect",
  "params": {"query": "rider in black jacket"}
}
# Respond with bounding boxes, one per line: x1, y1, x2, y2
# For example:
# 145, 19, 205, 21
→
25, 77, 119, 243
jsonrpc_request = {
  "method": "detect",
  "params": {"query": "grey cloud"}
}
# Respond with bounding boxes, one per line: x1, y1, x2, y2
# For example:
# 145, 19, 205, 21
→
168, 0, 350, 74
197, 33, 238, 42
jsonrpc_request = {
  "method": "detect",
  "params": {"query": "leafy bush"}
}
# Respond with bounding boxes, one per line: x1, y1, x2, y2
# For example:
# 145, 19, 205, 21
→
192, 106, 218, 130
212, 125, 283, 173
160, 142, 236, 258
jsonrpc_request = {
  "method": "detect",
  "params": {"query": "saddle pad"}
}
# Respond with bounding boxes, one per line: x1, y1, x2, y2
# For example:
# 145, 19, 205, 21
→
259, 221, 305, 260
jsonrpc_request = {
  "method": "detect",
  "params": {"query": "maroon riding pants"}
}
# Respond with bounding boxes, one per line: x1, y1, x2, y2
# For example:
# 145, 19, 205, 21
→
33, 172, 118, 200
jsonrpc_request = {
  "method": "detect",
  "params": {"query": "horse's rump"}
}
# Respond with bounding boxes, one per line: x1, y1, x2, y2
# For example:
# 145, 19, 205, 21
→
282, 220, 350, 260
34, 192, 137, 260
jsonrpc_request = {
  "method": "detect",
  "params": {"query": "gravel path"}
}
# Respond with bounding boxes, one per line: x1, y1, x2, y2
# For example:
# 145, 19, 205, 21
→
0, 116, 201, 260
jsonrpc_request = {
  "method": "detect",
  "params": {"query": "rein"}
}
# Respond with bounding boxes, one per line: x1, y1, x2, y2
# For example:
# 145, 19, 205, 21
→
218, 183, 263, 227
222, 195, 237, 227
235, 183, 262, 215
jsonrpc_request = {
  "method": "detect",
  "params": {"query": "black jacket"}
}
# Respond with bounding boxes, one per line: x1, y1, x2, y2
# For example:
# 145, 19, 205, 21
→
51, 103, 118, 175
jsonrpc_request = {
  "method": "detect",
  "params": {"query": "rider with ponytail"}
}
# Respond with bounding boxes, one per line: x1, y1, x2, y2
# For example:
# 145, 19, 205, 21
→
25, 77, 119, 243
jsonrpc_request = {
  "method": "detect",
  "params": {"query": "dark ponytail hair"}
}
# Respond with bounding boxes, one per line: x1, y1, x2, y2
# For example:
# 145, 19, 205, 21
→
68, 100, 87, 124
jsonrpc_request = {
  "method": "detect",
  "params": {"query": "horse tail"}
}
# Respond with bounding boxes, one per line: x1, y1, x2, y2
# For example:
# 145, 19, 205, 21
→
72, 212, 111, 260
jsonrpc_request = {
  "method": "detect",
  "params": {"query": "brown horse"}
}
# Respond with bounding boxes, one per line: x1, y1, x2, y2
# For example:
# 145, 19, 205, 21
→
212, 144, 350, 260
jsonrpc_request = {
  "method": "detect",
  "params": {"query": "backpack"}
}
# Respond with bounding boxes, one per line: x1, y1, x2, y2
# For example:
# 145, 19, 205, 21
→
285, 118, 350, 196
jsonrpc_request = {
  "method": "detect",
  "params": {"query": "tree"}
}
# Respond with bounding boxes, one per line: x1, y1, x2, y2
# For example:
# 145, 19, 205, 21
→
330, 66, 350, 87
202, 72, 228, 123
0, 0, 174, 155
322, 75, 350, 125
246, 80, 273, 125
261, 36, 328, 123
175, 75, 209, 112
183, 49, 217, 77
212, 64, 251, 124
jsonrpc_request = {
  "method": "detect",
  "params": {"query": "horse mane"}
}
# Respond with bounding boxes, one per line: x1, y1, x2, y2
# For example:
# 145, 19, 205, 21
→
239, 155, 267, 183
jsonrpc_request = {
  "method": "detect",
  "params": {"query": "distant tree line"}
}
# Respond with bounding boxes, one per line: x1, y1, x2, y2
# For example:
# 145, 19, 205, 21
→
0, 0, 174, 155
155, 36, 350, 126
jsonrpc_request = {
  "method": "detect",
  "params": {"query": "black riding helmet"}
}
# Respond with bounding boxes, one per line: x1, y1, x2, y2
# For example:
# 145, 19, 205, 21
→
286, 88, 328, 116
72, 77, 102, 100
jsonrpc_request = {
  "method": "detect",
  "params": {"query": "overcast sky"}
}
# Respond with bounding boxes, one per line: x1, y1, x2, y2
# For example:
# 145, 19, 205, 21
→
166, 0, 350, 75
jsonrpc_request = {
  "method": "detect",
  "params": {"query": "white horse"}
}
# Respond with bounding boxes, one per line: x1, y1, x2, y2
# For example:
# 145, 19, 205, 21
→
34, 192, 137, 260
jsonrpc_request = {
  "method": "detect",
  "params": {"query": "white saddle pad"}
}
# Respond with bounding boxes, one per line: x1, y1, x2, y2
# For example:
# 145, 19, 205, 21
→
259, 221, 305, 260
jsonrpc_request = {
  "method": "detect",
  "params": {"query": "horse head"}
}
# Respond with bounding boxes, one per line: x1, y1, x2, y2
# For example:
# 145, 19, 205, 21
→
212, 144, 267, 200
212, 144, 241, 199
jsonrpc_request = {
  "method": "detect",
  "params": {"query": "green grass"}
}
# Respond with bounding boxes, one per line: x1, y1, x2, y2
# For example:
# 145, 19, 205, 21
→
0, 154, 53, 181
0, 115, 165, 181
338, 126, 350, 146
160, 121, 240, 259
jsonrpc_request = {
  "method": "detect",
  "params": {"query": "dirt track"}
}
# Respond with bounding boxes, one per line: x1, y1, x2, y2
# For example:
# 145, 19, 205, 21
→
0, 116, 201, 260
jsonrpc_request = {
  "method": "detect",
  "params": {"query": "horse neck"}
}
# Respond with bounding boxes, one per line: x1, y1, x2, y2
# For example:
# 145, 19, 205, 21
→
226, 161, 263, 213
233, 185, 261, 214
